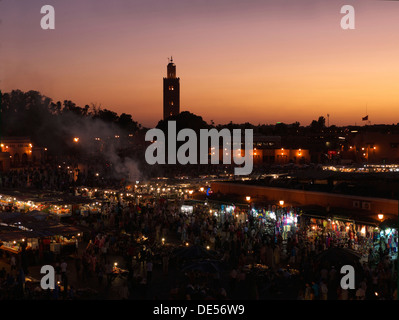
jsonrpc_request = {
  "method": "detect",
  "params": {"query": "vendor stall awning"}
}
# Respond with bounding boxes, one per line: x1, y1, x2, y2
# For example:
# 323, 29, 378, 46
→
0, 211, 89, 241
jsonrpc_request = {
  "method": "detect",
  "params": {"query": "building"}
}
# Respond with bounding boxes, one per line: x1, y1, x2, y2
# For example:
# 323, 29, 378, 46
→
273, 147, 310, 164
0, 137, 44, 168
163, 57, 180, 120
208, 134, 310, 166
0, 152, 11, 172
344, 131, 399, 164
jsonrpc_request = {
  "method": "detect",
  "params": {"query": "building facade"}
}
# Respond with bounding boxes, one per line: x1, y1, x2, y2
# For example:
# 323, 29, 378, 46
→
0, 137, 43, 169
343, 131, 399, 164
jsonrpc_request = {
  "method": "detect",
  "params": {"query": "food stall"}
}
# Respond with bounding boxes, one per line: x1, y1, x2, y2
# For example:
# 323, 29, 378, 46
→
0, 194, 15, 212
0, 211, 87, 260
78, 202, 103, 216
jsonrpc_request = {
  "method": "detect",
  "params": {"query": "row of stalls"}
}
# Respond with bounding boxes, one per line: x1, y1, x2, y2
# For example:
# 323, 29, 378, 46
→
177, 199, 300, 241
0, 191, 103, 218
179, 198, 398, 263
0, 210, 89, 261
74, 179, 215, 208
250, 204, 398, 263
0, 191, 93, 262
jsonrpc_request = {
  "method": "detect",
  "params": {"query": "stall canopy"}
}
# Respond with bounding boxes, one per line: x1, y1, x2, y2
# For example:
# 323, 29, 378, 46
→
0, 211, 89, 242
379, 218, 398, 230
315, 247, 362, 267
181, 260, 222, 274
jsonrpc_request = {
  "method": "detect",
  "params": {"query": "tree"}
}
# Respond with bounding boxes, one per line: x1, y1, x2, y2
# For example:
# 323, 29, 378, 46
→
0, 90, 142, 157
310, 116, 326, 133
274, 122, 288, 135
318, 116, 326, 128
95, 108, 118, 123
155, 111, 210, 164
156, 111, 210, 133
118, 113, 139, 132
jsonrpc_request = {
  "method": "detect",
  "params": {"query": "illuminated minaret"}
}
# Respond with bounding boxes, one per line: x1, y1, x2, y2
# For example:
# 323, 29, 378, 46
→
163, 57, 180, 120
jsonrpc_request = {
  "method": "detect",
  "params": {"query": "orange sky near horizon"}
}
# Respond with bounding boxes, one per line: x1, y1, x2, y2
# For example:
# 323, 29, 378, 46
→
1, 0, 399, 128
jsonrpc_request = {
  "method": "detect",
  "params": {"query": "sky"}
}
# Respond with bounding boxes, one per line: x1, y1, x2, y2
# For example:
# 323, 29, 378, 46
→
1, 0, 399, 128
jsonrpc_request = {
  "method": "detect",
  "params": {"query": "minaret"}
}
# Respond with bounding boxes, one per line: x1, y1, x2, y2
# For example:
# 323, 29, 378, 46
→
163, 57, 180, 120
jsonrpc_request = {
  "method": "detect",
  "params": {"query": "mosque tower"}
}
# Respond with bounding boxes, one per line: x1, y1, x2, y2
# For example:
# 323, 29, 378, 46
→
163, 57, 180, 120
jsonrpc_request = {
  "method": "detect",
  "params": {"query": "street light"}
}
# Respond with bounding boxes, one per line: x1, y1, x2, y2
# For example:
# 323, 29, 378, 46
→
279, 200, 284, 206
378, 213, 384, 221
246, 196, 251, 202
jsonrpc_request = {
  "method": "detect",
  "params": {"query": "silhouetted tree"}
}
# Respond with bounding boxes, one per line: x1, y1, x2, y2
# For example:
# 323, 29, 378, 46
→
310, 116, 326, 133
156, 111, 210, 133
0, 90, 142, 157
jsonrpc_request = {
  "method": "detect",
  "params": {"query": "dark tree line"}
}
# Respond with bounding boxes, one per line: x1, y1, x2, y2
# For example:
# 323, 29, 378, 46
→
0, 90, 141, 156
3, 89, 399, 159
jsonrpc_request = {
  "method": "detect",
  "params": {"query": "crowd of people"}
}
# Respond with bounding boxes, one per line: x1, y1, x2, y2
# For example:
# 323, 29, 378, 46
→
0, 165, 76, 191
0, 162, 124, 192
0, 187, 398, 300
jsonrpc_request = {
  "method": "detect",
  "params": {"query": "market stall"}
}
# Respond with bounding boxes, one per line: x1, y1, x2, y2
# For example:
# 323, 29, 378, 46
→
218, 204, 248, 223
0, 194, 15, 212
0, 211, 87, 259
250, 205, 300, 240
275, 210, 300, 240
374, 218, 398, 262
78, 202, 103, 216
305, 217, 374, 249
